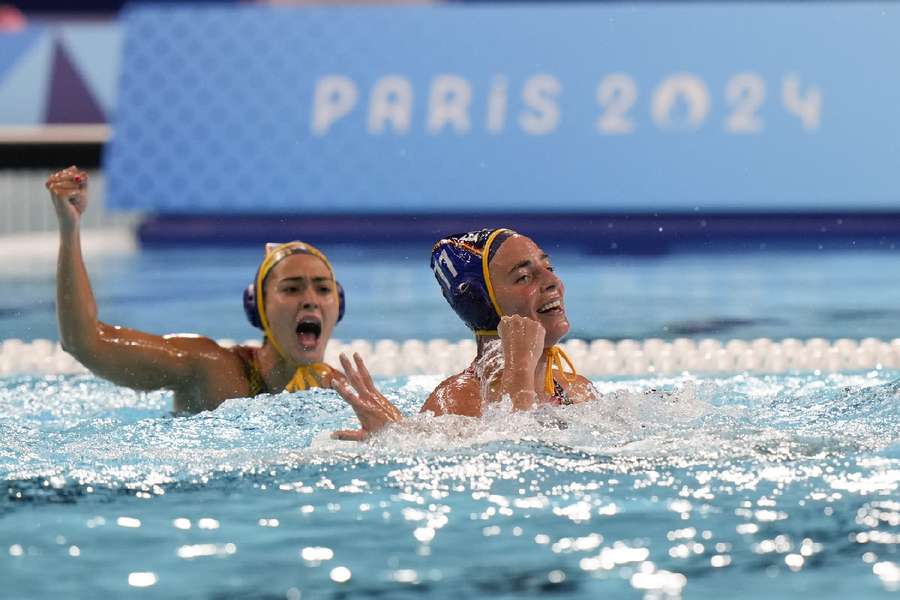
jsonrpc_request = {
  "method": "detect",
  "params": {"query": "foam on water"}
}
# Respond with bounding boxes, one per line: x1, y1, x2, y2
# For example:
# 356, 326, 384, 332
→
1, 372, 898, 598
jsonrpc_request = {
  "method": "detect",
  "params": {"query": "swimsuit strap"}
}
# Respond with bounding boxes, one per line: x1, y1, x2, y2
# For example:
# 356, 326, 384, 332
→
284, 363, 332, 392
234, 346, 269, 397
234, 347, 333, 395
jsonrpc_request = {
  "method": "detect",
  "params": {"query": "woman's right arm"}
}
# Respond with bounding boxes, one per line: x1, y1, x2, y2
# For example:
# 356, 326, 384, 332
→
49, 166, 97, 355
47, 167, 215, 392
490, 315, 545, 410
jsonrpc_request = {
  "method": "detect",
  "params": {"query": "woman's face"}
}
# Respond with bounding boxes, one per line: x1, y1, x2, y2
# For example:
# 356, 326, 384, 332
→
488, 234, 570, 347
263, 253, 339, 364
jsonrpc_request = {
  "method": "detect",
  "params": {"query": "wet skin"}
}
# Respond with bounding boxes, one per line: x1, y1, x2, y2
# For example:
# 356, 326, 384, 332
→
333, 233, 598, 440
261, 253, 340, 366
487, 234, 571, 348
46, 166, 344, 413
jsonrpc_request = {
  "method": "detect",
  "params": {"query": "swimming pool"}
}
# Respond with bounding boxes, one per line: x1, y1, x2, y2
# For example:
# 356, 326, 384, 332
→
2, 245, 899, 598
6, 244, 900, 342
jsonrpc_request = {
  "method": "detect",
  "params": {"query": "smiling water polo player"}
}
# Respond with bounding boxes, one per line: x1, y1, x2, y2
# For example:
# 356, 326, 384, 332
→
332, 228, 598, 440
46, 166, 347, 413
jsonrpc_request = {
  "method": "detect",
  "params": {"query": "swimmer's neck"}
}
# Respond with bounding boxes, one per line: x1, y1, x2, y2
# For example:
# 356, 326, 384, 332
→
255, 342, 323, 391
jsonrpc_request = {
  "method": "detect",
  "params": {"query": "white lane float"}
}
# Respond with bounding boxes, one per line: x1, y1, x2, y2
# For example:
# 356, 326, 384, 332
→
1, 337, 898, 377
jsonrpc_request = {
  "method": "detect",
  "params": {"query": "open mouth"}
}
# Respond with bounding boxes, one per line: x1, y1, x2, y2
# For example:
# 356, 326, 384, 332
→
296, 319, 322, 351
537, 299, 563, 315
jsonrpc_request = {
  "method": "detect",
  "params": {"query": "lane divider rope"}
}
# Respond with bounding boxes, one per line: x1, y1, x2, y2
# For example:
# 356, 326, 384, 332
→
1, 337, 898, 377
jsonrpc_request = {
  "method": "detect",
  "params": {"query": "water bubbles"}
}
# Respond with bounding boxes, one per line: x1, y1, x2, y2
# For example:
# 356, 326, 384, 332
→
177, 543, 237, 559
784, 553, 804, 571
391, 569, 418, 583
551, 533, 603, 553
668, 499, 692, 514
552, 500, 592, 523
413, 527, 435, 543
197, 518, 219, 529
2, 367, 899, 597
579, 544, 650, 571
754, 510, 787, 523
710, 554, 731, 567
873, 562, 900, 591
116, 517, 141, 528
630, 565, 687, 598
547, 569, 566, 584
128, 572, 158, 587
666, 527, 696, 541
301, 546, 334, 563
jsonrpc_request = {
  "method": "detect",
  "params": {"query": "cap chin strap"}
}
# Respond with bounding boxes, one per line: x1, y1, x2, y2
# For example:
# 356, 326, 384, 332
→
473, 228, 510, 338
475, 329, 498, 337
481, 228, 508, 320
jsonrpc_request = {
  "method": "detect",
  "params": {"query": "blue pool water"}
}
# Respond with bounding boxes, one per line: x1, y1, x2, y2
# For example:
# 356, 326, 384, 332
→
1, 245, 899, 598
1, 371, 898, 598
5, 245, 900, 342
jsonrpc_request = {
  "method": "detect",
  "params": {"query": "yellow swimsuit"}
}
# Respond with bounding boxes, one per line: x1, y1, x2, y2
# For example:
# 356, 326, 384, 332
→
235, 346, 332, 396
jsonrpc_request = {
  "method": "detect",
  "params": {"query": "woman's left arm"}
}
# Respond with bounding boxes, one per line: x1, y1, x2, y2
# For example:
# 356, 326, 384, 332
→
332, 353, 404, 441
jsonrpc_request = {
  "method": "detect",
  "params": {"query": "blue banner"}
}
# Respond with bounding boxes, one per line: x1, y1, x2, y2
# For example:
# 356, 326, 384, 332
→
0, 24, 120, 128
105, 3, 900, 214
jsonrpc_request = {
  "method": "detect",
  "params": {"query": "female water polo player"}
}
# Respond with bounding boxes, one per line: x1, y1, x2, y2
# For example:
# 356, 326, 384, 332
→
332, 228, 597, 440
46, 166, 346, 413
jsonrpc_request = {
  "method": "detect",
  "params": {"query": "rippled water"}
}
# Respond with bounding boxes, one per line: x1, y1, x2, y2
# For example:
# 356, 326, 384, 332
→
1, 372, 899, 598
8, 247, 900, 342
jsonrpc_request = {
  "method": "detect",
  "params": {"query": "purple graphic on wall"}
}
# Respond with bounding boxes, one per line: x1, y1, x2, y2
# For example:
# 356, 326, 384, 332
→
46, 41, 106, 123
0, 24, 119, 127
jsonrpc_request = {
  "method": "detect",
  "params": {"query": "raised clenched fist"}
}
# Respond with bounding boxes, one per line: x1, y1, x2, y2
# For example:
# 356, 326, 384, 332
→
45, 165, 89, 231
497, 314, 546, 377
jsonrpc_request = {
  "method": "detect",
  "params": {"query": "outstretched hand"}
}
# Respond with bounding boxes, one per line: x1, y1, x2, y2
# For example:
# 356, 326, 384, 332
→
45, 166, 89, 231
332, 352, 403, 441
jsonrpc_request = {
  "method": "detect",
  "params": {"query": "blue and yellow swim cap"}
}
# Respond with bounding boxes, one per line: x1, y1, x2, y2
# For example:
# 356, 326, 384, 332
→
243, 241, 345, 337
242, 241, 346, 392
430, 228, 515, 335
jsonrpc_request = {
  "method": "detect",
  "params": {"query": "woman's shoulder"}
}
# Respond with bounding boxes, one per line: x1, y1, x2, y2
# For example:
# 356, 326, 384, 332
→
420, 370, 482, 417
160, 333, 234, 356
